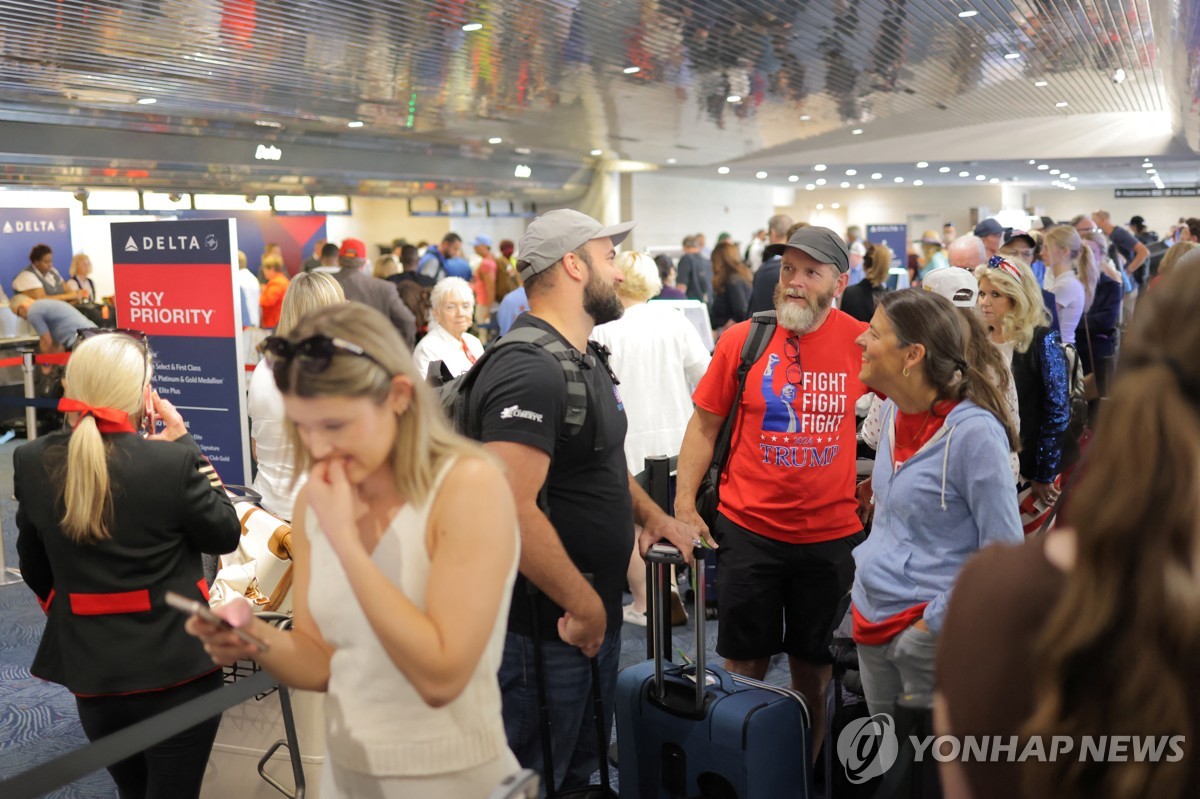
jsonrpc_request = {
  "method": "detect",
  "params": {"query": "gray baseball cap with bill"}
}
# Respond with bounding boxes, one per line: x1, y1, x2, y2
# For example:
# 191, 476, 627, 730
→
516, 209, 636, 280
763, 226, 850, 274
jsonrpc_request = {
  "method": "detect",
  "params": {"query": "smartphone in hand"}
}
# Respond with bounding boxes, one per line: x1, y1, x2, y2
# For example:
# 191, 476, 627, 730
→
164, 591, 270, 653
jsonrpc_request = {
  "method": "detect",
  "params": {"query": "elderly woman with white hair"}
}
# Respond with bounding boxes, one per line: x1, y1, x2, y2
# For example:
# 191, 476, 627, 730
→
591, 251, 711, 626
412, 276, 483, 379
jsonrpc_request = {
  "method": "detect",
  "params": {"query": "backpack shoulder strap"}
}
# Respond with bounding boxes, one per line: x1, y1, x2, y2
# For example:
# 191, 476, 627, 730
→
485, 327, 589, 439
739, 311, 777, 375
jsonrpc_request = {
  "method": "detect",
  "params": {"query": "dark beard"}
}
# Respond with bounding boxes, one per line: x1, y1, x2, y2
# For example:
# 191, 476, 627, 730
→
582, 252, 624, 325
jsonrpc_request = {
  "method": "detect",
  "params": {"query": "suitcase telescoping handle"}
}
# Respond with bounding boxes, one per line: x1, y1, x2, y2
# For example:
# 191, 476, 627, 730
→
645, 543, 709, 713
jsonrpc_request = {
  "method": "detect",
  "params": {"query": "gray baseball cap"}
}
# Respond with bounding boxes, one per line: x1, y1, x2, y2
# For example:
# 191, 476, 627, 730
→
516, 209, 636, 280
763, 226, 850, 273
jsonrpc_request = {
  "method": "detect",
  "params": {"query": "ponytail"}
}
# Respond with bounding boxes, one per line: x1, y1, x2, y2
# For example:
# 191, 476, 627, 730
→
61, 415, 113, 543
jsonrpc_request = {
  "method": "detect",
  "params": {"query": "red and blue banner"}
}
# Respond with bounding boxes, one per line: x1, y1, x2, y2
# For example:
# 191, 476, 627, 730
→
179, 211, 326, 276
0, 208, 73, 296
111, 218, 250, 484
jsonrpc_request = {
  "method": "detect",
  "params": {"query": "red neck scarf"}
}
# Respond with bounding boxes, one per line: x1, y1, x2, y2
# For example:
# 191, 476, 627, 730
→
58, 398, 137, 434
461, 337, 477, 365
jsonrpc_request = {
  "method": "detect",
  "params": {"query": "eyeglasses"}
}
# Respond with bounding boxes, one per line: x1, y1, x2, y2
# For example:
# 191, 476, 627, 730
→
263, 334, 390, 375
987, 255, 1024, 282
785, 335, 803, 387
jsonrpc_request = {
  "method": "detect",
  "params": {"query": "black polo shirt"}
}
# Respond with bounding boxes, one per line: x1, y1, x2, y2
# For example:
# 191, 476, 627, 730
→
470, 314, 633, 640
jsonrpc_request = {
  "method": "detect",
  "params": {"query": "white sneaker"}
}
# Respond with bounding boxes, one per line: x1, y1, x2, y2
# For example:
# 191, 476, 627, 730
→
622, 604, 647, 627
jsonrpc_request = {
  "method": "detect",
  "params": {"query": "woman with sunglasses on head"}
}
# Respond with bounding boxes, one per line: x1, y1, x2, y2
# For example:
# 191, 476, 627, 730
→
188, 303, 520, 798
248, 271, 345, 520
15, 331, 241, 799
849, 290, 1022, 715
976, 255, 1070, 508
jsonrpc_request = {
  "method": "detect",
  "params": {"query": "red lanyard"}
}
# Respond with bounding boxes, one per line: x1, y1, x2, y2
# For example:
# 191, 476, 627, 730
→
462, 338, 477, 365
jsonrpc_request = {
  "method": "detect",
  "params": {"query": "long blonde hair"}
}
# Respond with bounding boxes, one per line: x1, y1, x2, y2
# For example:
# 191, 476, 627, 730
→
974, 256, 1048, 353
276, 271, 344, 338
60, 334, 151, 543
275, 303, 485, 505
1044, 226, 1098, 311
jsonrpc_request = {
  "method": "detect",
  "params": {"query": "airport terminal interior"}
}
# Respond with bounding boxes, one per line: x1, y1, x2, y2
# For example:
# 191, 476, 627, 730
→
0, 0, 1198, 797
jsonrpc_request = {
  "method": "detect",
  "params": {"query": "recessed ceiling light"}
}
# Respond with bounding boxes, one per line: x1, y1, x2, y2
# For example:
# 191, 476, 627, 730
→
1037, 164, 1050, 170
488, 137, 503, 144
788, 175, 799, 182
958, 10, 978, 18
726, 95, 742, 103
462, 22, 484, 31
976, 175, 986, 180
137, 97, 157, 105
832, 203, 841, 209
1146, 169, 1157, 174
667, 158, 677, 165
590, 149, 603, 156
1055, 101, 1069, 108
913, 180, 924, 186
806, 184, 816, 191
1028, 159, 1037, 164
852, 128, 863, 135
939, 166, 951, 173
816, 178, 827, 185
800, 114, 812, 121
254, 120, 282, 128
717, 166, 730, 174
756, 171, 769, 179
1144, 162, 1154, 168
347, 120, 364, 128
871, 172, 883, 180
1069, 176, 1078, 182
1049, 169, 1061, 175
840, 181, 850, 188
857, 184, 865, 189
623, 66, 641, 75
958, 170, 970, 177
1113, 68, 1126, 83
1004, 53, 1021, 60
1034, 81, 1048, 87
989, 178, 1000, 184
894, 177, 904, 183
1060, 173, 1070, 178
514, 164, 532, 178
515, 147, 532, 154
846, 169, 857, 176
814, 164, 828, 172
916, 161, 928, 168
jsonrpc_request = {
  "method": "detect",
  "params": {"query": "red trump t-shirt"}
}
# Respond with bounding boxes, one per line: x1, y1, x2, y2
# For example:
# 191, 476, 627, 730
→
693, 309, 868, 544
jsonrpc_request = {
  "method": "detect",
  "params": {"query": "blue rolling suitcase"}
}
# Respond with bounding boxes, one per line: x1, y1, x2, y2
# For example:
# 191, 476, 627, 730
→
616, 544, 813, 799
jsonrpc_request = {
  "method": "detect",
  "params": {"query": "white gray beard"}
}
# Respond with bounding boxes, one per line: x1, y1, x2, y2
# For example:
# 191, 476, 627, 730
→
776, 300, 819, 334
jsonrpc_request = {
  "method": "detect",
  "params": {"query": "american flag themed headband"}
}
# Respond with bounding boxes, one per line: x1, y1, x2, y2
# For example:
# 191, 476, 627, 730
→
987, 255, 1023, 282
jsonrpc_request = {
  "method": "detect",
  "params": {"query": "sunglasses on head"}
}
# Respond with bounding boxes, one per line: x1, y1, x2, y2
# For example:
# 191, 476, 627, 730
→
75, 327, 149, 346
263, 334, 390, 375
987, 255, 1024, 282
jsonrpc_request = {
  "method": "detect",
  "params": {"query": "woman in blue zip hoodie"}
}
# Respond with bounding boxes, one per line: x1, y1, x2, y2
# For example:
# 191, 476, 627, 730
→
851, 289, 1023, 715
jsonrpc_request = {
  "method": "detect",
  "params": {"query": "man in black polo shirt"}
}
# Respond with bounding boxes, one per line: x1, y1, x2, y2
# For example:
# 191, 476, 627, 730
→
472, 209, 704, 794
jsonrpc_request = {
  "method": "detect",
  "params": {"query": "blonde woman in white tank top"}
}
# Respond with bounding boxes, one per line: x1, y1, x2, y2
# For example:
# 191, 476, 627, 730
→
188, 303, 520, 798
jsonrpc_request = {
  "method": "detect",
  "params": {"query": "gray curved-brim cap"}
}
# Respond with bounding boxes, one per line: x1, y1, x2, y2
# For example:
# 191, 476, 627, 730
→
516, 209, 636, 280
763, 226, 849, 273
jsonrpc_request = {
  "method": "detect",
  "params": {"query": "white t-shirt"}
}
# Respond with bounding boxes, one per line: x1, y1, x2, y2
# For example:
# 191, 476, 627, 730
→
591, 302, 711, 469
13, 265, 66, 295
237, 269, 262, 327
248, 360, 300, 520
1046, 270, 1085, 346
411, 325, 484, 380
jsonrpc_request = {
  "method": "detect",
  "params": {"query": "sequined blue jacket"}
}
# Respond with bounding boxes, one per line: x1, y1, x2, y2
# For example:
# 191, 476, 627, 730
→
1011, 326, 1071, 483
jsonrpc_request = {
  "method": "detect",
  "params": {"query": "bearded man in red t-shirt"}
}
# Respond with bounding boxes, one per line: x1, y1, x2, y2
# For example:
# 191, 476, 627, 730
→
675, 225, 869, 760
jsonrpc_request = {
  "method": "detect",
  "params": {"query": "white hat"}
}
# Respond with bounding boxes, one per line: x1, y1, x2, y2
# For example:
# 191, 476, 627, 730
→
922, 268, 978, 308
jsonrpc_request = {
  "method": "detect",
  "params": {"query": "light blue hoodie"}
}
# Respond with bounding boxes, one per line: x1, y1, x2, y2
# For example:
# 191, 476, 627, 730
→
851, 399, 1023, 636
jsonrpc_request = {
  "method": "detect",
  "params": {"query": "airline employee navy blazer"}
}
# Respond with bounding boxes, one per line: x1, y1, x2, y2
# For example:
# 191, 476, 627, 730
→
15, 431, 240, 696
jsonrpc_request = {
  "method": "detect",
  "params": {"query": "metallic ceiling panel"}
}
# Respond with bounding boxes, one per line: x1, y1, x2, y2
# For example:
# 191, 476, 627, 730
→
0, 0, 1190, 196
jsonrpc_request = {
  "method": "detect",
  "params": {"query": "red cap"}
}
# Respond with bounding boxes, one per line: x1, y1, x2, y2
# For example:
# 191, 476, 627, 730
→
339, 238, 366, 258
